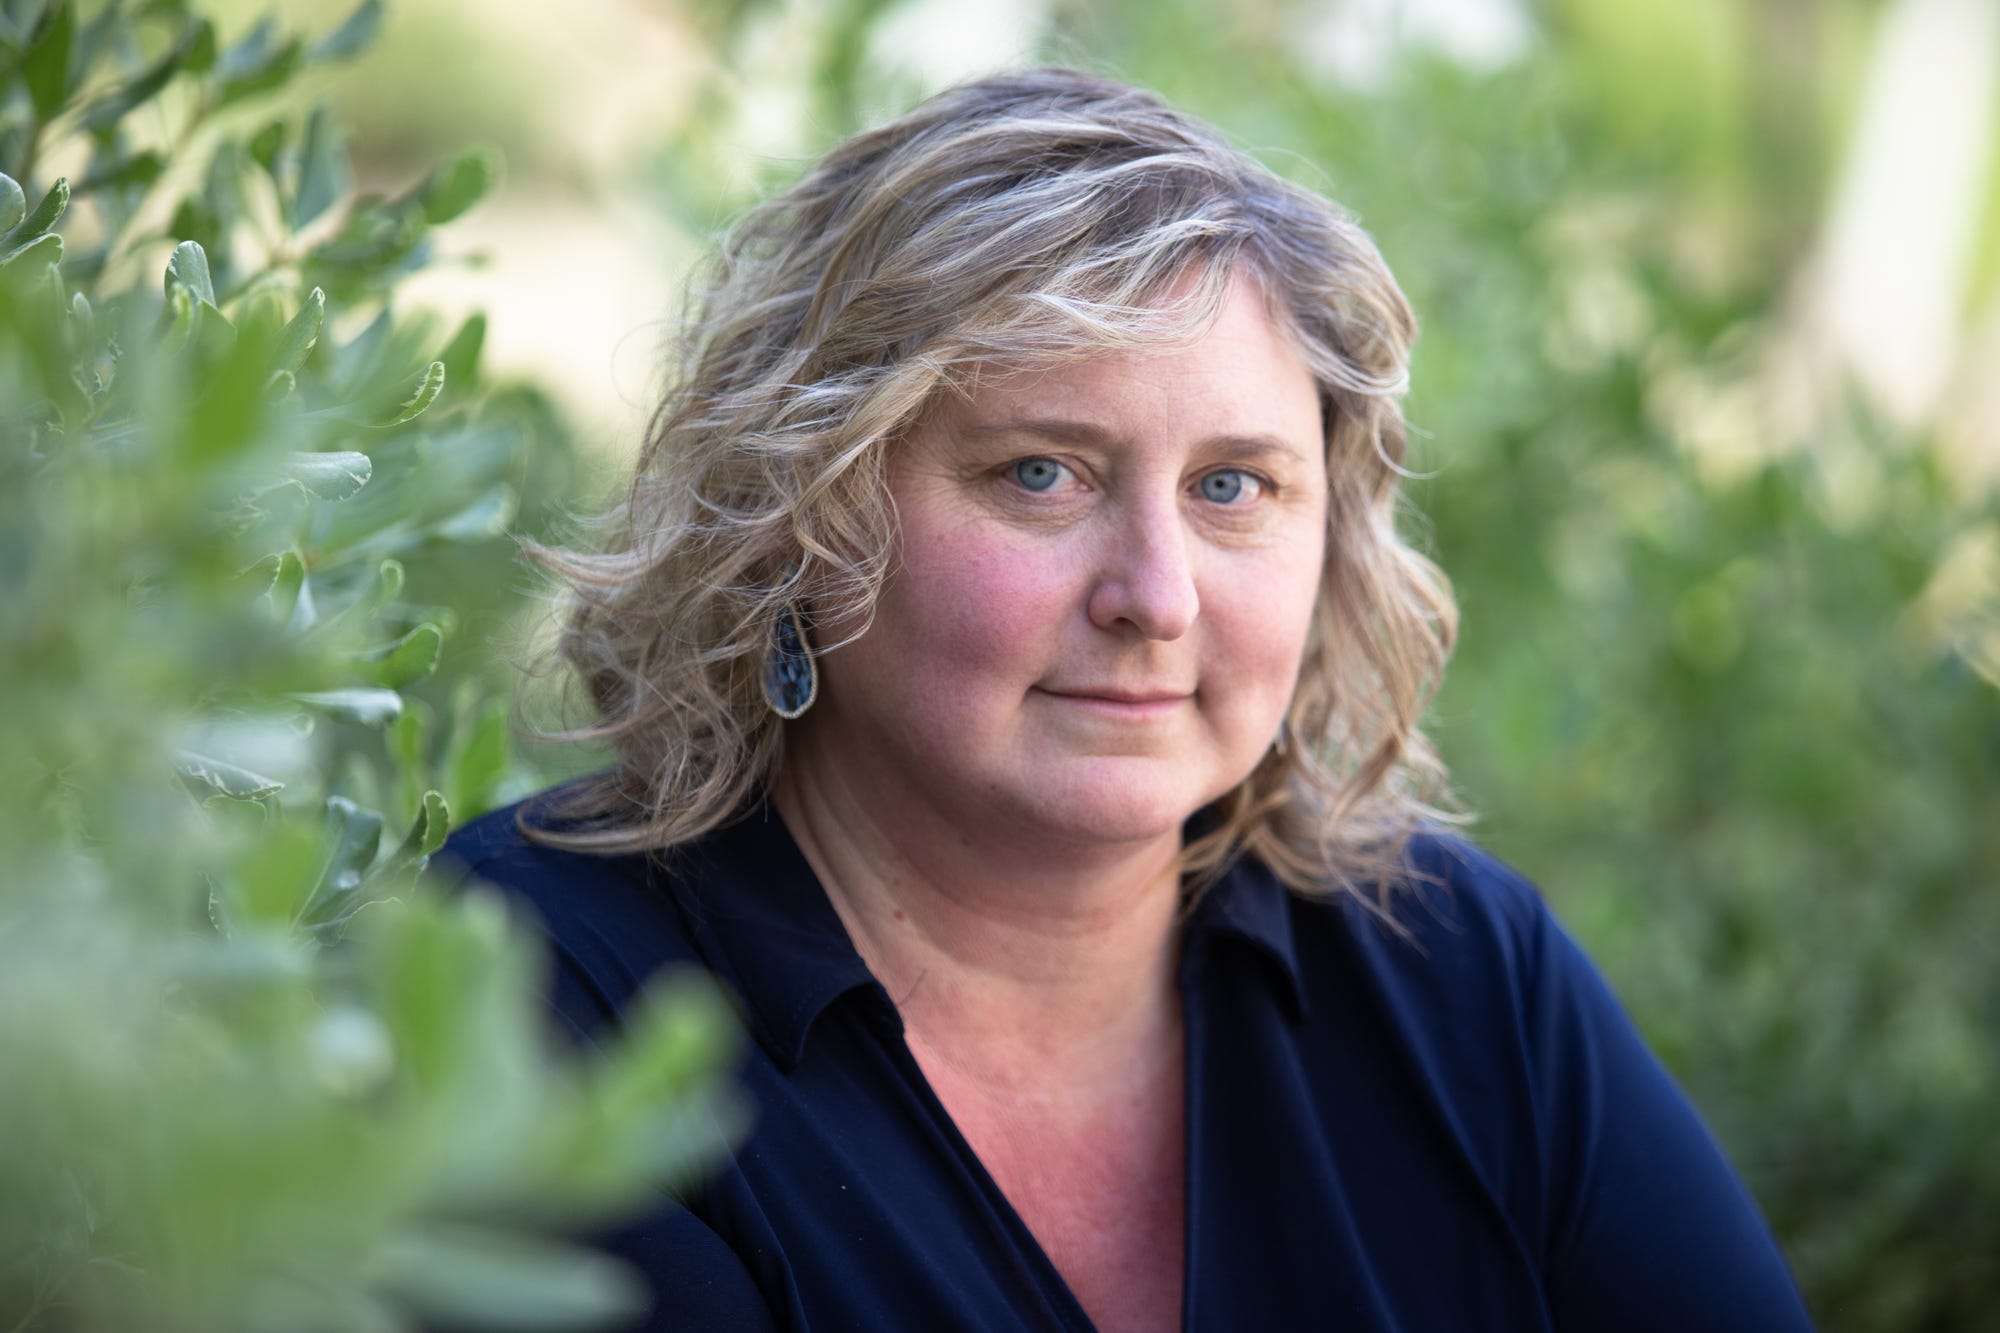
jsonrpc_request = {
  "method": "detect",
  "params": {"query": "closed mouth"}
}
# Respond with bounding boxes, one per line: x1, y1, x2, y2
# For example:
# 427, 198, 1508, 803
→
1034, 686, 1193, 706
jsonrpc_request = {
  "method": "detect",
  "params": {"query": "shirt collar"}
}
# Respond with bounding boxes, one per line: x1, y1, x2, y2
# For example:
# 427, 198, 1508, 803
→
660, 802, 885, 1072
1182, 852, 1309, 1022
664, 804, 1308, 1071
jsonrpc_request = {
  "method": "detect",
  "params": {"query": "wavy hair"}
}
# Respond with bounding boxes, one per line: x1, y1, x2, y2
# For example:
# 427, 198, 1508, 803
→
524, 67, 1458, 912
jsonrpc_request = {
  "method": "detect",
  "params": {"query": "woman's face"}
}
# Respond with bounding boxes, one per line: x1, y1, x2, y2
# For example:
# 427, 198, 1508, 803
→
803, 273, 1329, 853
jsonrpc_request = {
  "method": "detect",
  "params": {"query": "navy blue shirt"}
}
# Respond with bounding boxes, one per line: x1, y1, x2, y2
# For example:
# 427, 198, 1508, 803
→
440, 794, 1814, 1332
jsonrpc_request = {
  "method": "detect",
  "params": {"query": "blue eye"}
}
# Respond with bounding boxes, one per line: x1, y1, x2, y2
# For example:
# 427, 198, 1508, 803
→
1014, 458, 1066, 492
1199, 469, 1256, 504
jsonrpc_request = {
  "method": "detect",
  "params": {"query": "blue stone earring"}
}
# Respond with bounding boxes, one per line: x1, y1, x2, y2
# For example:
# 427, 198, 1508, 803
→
762, 601, 817, 719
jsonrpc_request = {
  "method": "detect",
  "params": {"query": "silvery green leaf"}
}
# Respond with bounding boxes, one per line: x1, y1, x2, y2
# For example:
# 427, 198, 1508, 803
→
1, 176, 67, 250
436, 485, 515, 541
165, 239, 215, 305
0, 230, 61, 273
415, 146, 499, 226
290, 687, 403, 727
22, 0, 73, 120
215, 14, 301, 106
0, 173, 23, 234
300, 795, 383, 925
76, 17, 208, 130
272, 285, 324, 374
309, 0, 381, 62
437, 312, 485, 385
381, 789, 450, 876
284, 449, 371, 500
353, 623, 441, 688
377, 359, 444, 427
291, 104, 349, 230
175, 750, 284, 801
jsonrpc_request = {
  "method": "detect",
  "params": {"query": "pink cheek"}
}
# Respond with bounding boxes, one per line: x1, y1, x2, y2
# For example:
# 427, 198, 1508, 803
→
1204, 568, 1322, 702
884, 524, 1069, 705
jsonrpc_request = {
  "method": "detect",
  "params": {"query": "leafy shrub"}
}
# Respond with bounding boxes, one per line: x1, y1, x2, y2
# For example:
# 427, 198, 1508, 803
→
0, 4, 740, 1329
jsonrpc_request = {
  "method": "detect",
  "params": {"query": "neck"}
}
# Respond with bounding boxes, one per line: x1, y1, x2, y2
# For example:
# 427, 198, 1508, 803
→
772, 738, 1186, 1086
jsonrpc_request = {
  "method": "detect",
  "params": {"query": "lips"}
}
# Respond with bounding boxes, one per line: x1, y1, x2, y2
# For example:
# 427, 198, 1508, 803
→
1034, 685, 1194, 705
1048, 688, 1184, 700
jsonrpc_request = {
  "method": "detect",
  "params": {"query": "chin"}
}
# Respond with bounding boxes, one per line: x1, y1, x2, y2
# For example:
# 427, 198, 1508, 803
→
1003, 755, 1224, 849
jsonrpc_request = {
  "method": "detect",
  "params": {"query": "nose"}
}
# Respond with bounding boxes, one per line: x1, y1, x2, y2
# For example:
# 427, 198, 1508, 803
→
1086, 498, 1199, 641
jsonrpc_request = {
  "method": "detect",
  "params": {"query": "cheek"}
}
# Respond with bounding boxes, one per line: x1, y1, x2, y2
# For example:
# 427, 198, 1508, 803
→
1208, 542, 1326, 714
875, 521, 1069, 699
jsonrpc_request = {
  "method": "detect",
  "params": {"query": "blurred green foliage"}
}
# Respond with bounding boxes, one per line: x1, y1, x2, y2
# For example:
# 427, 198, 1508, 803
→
641, 0, 1996, 1328
0, 2, 740, 1329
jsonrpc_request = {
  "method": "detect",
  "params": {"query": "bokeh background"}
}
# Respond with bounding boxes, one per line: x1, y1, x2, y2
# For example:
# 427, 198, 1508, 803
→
10, 0, 1999, 1327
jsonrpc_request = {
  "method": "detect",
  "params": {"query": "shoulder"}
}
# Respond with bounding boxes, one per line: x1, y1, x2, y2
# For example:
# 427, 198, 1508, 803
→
1279, 832, 1641, 1161
1290, 830, 1571, 1013
1396, 829, 1554, 948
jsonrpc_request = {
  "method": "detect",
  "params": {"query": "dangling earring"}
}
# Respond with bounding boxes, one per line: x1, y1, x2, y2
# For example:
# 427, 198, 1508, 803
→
763, 601, 817, 719
1272, 717, 1294, 758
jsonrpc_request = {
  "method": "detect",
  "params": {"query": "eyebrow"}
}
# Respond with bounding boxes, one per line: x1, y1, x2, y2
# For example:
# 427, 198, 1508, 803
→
964, 417, 1314, 462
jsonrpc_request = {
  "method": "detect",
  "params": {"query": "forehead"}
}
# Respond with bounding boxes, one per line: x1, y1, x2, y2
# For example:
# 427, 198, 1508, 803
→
932, 273, 1324, 448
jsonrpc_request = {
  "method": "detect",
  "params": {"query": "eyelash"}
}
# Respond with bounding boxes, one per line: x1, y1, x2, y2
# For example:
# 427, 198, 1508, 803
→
1006, 457, 1271, 504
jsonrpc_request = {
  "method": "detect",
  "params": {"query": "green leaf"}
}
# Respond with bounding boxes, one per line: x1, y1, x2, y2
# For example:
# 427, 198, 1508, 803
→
377, 359, 444, 427
215, 14, 301, 106
200, 138, 250, 238
372, 1225, 645, 1331
248, 118, 288, 177
0, 173, 23, 234
1, 176, 67, 250
261, 547, 310, 626
415, 146, 500, 226
22, 0, 74, 121
309, 0, 381, 62
390, 693, 432, 815
300, 794, 383, 925
291, 104, 349, 230
383, 789, 450, 873
290, 687, 403, 727
76, 17, 209, 130
446, 693, 509, 816
175, 750, 285, 801
284, 449, 370, 500
74, 147, 165, 195
159, 282, 195, 351
437, 312, 485, 386
307, 201, 421, 278
181, 12, 216, 72
0, 229, 60, 273
215, 819, 324, 933
216, 13, 276, 78
355, 623, 442, 688
272, 285, 324, 374
69, 0, 126, 83
165, 239, 214, 305
373, 557, 405, 609
436, 485, 516, 541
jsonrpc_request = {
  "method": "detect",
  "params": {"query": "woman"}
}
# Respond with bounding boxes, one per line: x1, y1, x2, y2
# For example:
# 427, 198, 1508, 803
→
441, 69, 1815, 1332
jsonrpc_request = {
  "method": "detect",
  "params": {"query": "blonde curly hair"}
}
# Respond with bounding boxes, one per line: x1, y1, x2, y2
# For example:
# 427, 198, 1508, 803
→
524, 67, 1457, 910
